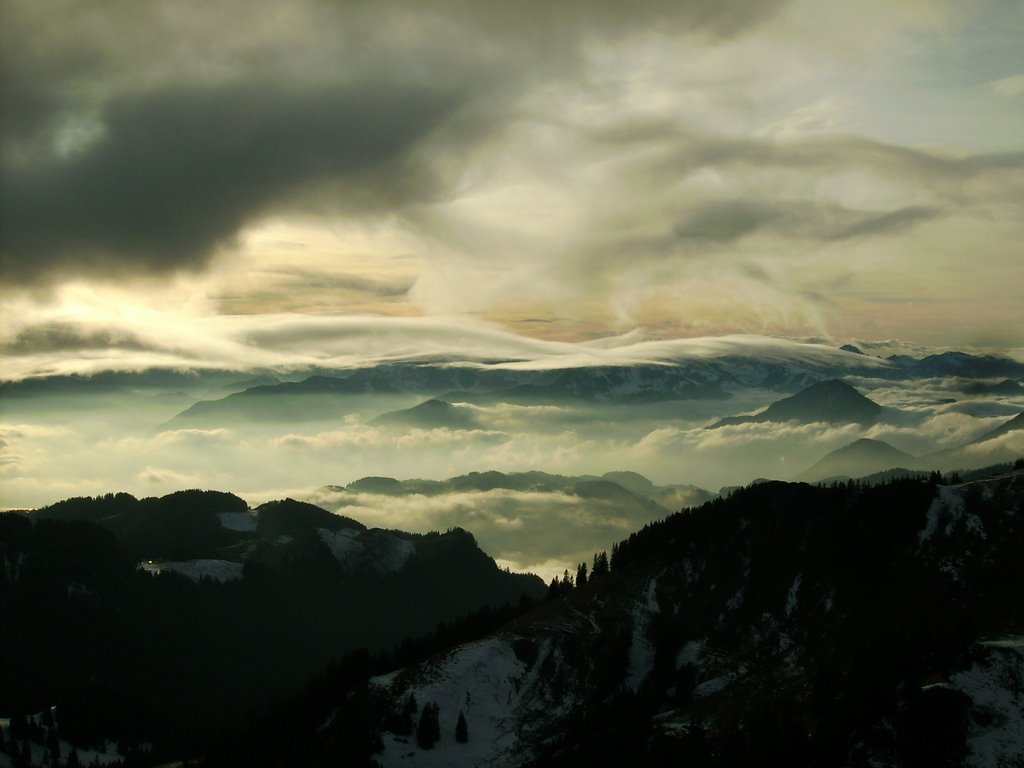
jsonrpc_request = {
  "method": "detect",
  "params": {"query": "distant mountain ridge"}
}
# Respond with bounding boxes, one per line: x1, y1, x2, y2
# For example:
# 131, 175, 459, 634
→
958, 378, 1024, 396
155, 348, 900, 428
372, 399, 482, 430
326, 469, 715, 514
798, 410, 1024, 481
710, 379, 882, 428
9, 343, 1014, 432
7, 346, 1024, 412
885, 351, 1024, 379
799, 438, 917, 482
968, 411, 1024, 445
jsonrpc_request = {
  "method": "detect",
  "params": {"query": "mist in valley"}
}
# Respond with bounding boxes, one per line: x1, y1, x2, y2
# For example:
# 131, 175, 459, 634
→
5, 360, 1023, 580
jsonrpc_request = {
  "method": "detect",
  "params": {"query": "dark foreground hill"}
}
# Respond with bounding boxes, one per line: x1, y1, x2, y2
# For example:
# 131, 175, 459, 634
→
208, 469, 1024, 768
0, 491, 544, 759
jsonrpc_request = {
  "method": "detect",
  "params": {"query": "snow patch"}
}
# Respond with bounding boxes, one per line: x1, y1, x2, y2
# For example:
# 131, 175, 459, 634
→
317, 527, 363, 561
362, 530, 415, 574
314, 528, 414, 574
2, 551, 23, 583
718, 585, 744, 623
785, 573, 802, 618
966, 514, 988, 540
217, 510, 257, 532
675, 639, 705, 670
693, 669, 742, 699
625, 579, 659, 692
918, 486, 964, 548
376, 637, 544, 768
947, 638, 1024, 768
370, 667, 404, 689
0, 723, 124, 767
139, 559, 244, 583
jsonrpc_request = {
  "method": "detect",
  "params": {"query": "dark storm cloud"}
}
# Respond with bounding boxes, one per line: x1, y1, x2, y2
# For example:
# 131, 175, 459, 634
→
0, 82, 464, 281
0, 0, 791, 285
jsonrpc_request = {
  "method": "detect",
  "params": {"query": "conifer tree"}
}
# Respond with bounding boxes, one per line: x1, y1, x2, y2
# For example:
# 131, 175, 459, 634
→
575, 562, 588, 588
546, 577, 561, 600
455, 710, 469, 743
560, 569, 573, 594
416, 703, 441, 749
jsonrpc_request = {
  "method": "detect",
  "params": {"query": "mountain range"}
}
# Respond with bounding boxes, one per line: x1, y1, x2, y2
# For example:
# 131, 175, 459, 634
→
800, 410, 1024, 482
152, 346, 1012, 430
0, 491, 545, 756
327, 469, 714, 515
206, 468, 1024, 768
3, 466, 1024, 766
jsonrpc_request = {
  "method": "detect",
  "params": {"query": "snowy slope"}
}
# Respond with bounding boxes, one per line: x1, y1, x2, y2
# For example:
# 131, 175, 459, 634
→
948, 638, 1024, 768
372, 638, 553, 768
342, 471, 1024, 768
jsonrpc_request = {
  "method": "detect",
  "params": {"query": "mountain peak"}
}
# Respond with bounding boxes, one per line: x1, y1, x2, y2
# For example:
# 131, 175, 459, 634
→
372, 398, 480, 430
969, 411, 1024, 445
711, 378, 882, 428
800, 437, 915, 482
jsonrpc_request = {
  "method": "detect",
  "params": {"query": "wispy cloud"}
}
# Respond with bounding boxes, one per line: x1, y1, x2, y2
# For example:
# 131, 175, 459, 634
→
269, 426, 507, 450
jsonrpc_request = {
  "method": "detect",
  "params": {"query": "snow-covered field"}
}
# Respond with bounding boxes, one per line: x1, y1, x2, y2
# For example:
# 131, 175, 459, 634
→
217, 510, 258, 532
948, 637, 1024, 768
0, 711, 128, 767
317, 527, 415, 573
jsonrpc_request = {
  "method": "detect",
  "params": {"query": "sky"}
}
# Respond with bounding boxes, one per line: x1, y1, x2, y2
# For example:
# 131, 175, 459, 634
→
2, 0, 1023, 379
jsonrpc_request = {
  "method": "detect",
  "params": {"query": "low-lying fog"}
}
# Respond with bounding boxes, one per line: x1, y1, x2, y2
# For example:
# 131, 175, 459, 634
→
3, 374, 1022, 580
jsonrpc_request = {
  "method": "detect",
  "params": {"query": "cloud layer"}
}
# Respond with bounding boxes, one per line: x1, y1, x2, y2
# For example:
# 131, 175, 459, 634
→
0, 0, 786, 282
2, 0, 1021, 350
